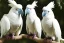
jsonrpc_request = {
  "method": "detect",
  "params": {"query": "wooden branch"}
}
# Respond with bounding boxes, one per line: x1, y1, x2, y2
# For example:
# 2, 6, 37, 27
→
0, 34, 63, 43
9, 34, 60, 43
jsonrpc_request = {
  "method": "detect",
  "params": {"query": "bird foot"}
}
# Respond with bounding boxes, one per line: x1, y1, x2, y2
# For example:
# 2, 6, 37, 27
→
27, 33, 36, 39
43, 37, 52, 43
3, 33, 14, 39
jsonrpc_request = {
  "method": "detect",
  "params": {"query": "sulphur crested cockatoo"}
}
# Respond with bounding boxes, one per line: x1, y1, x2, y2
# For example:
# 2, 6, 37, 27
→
0, 0, 23, 38
25, 1, 42, 38
41, 1, 64, 43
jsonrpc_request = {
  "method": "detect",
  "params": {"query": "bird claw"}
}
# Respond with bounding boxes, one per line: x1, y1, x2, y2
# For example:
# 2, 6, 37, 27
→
27, 33, 36, 39
43, 37, 52, 43
3, 33, 14, 39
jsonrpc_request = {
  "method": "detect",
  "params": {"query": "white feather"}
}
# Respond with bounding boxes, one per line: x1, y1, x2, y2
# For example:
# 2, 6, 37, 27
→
8, 0, 17, 7
52, 19, 61, 41
6, 6, 23, 35
42, 1, 64, 43
25, 1, 42, 38
47, 1, 54, 9
43, 1, 54, 12
8, 0, 22, 9
1, 15, 10, 37
26, 1, 38, 9
0, 0, 23, 37
31, 1, 38, 8
8, 3, 14, 7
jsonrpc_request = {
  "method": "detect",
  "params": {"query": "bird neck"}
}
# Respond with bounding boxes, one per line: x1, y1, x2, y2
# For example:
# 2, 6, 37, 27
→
29, 9, 37, 16
43, 14, 54, 20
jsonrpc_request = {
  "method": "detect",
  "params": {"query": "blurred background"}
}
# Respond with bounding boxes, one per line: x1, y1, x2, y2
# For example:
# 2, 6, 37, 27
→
0, 0, 64, 40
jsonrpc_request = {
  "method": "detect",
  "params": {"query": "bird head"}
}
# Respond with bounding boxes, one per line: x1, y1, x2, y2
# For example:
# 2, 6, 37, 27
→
8, 0, 24, 16
42, 1, 54, 17
17, 4, 24, 16
25, 1, 38, 16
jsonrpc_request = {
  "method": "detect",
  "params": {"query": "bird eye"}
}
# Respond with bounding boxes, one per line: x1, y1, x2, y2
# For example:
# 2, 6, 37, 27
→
16, 8, 17, 10
48, 11, 49, 12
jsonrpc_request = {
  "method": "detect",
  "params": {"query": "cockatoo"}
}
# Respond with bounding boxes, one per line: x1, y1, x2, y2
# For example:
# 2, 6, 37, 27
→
25, 1, 42, 38
0, 0, 23, 38
41, 1, 64, 43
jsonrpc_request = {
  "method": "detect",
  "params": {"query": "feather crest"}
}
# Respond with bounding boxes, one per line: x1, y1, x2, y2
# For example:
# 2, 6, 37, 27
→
26, 1, 38, 8
46, 1, 54, 9
42, 1, 54, 11
31, 1, 38, 8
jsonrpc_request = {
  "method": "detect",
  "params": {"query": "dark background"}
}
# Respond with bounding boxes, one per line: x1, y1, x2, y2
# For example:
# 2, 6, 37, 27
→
0, 0, 64, 38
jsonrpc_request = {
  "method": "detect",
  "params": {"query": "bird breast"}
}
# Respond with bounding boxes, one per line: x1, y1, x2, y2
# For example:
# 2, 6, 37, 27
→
26, 14, 37, 34
42, 19, 54, 36
7, 14, 22, 33
7, 12, 22, 25
27, 14, 36, 23
43, 19, 52, 28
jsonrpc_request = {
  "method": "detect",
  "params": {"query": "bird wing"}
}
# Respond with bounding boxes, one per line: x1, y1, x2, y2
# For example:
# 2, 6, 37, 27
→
1, 15, 10, 37
52, 19, 61, 38
41, 20, 46, 35
34, 18, 42, 38
15, 16, 23, 35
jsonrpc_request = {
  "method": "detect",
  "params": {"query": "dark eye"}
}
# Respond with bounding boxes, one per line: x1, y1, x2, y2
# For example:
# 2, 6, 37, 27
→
48, 11, 49, 12
16, 8, 18, 10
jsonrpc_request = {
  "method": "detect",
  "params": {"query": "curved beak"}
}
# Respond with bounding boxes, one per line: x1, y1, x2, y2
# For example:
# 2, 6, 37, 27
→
25, 9, 27, 16
42, 11, 47, 17
18, 9, 24, 16
25, 8, 29, 16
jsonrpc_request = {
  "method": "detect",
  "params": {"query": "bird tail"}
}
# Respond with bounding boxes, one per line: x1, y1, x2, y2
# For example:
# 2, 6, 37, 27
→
31, 1, 38, 8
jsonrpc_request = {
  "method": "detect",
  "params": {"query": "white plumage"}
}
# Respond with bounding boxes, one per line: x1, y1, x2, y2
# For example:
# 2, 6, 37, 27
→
1, 0, 23, 38
1, 15, 10, 37
25, 1, 42, 38
41, 1, 64, 43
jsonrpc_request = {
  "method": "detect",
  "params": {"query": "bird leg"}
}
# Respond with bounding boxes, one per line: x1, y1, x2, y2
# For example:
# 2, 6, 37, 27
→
27, 33, 37, 39
43, 36, 53, 43
15, 25, 22, 36
3, 33, 14, 39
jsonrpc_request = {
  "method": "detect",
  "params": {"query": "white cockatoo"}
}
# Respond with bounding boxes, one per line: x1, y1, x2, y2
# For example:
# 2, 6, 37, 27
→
41, 1, 64, 43
25, 1, 42, 38
0, 0, 23, 38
